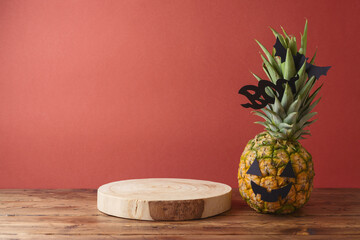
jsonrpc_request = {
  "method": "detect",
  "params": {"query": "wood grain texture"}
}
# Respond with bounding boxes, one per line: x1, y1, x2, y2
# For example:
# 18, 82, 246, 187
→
0, 189, 360, 239
97, 178, 232, 220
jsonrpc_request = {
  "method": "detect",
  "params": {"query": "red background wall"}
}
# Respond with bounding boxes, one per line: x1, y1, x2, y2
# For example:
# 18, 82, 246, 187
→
0, 0, 359, 189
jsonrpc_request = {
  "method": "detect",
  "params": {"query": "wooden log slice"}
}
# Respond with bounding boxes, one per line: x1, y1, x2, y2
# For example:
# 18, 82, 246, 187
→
97, 178, 232, 221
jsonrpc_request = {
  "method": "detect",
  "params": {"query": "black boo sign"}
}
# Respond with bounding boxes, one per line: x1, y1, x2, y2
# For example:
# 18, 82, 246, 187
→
238, 75, 299, 110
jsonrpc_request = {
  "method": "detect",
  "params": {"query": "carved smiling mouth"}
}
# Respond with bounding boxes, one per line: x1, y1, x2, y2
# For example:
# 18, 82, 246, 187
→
251, 181, 293, 202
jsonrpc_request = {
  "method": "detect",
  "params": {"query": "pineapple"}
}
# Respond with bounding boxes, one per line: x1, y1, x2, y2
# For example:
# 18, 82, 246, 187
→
238, 21, 328, 214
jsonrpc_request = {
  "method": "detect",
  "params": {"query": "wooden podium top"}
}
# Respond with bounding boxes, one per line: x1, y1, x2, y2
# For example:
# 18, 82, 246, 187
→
97, 178, 232, 220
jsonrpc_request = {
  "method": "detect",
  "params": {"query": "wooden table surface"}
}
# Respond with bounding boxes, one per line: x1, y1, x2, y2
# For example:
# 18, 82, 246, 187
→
1, 189, 359, 239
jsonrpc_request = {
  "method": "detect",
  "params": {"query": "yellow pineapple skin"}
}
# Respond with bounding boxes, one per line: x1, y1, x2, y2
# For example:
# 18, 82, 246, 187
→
238, 132, 314, 214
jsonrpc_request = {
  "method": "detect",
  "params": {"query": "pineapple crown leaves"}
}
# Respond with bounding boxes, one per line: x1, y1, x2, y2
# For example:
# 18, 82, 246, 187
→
244, 20, 330, 141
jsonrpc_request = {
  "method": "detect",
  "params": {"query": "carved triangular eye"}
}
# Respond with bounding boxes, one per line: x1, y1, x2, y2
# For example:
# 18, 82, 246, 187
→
246, 158, 262, 176
280, 161, 295, 178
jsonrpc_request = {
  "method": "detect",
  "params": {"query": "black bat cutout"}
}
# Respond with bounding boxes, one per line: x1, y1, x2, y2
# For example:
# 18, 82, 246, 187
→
238, 75, 299, 110
274, 37, 287, 63
293, 52, 307, 71
306, 64, 331, 80
251, 181, 293, 202
274, 37, 331, 80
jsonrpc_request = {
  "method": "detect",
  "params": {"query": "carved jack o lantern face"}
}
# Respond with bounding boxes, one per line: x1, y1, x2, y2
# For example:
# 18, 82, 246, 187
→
246, 158, 295, 202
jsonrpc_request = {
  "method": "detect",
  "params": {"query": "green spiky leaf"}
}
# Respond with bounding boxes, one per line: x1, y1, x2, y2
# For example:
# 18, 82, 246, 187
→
289, 37, 298, 56
301, 97, 321, 118
295, 61, 307, 91
267, 123, 279, 132
261, 54, 280, 83
273, 96, 286, 119
299, 112, 317, 127
253, 111, 271, 122
284, 112, 298, 125
287, 96, 302, 115
256, 40, 282, 76
262, 108, 282, 125
281, 83, 294, 111
281, 26, 290, 39
279, 122, 293, 129
310, 49, 317, 64
297, 76, 316, 102
284, 48, 296, 80
299, 20, 308, 55
251, 72, 262, 81
270, 27, 287, 48
254, 121, 268, 128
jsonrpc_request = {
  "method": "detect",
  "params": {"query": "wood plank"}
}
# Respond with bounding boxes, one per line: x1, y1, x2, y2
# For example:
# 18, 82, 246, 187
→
0, 215, 359, 235
0, 188, 359, 239
2, 200, 360, 217
0, 235, 359, 240
2, 190, 360, 217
